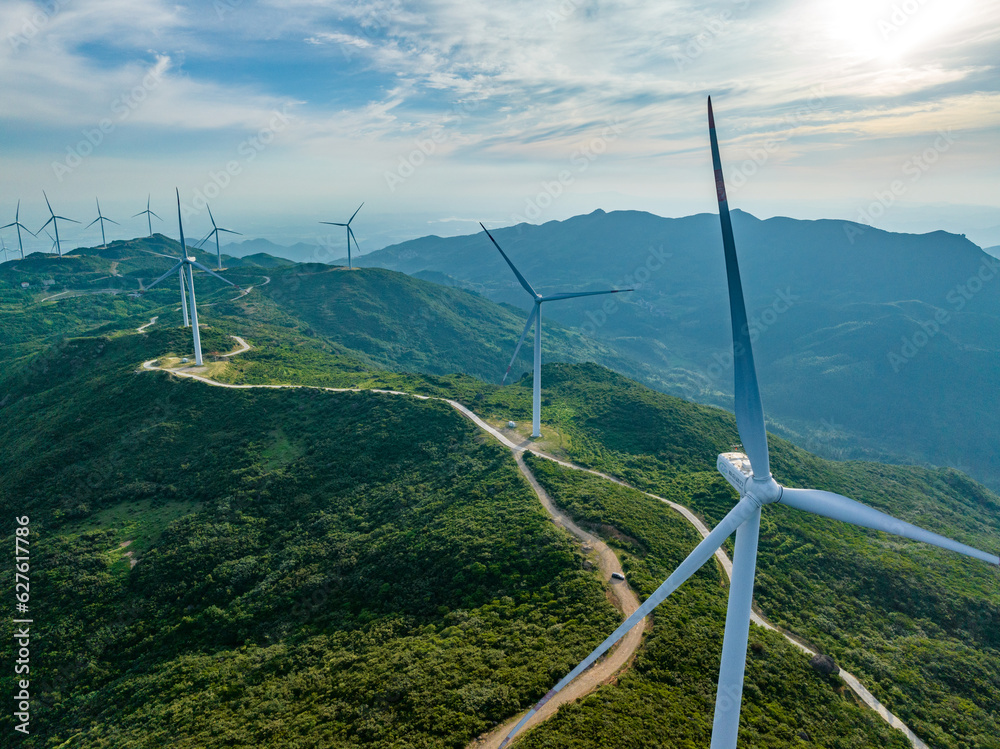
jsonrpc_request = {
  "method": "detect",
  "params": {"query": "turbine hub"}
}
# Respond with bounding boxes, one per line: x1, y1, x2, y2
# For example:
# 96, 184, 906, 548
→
746, 475, 782, 506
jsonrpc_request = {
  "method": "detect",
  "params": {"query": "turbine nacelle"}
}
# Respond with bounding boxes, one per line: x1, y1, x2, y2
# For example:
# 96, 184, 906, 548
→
717, 452, 780, 506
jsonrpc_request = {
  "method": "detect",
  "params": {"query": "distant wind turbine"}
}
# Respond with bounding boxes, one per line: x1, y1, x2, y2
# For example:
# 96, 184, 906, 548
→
86, 198, 119, 248
196, 204, 242, 270
320, 202, 363, 269
481, 222, 632, 438
37, 191, 79, 257
132, 194, 162, 237
43, 229, 58, 254
143, 189, 238, 365
1, 200, 35, 259
1, 237, 10, 262
497, 96, 1000, 749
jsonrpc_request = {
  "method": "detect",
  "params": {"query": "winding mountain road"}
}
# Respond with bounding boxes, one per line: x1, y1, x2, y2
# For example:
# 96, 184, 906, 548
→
139, 335, 928, 749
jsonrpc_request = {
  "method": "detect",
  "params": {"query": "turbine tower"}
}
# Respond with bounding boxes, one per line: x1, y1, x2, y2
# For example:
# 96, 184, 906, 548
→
132, 194, 162, 237
86, 198, 119, 248
481, 223, 632, 438
196, 204, 241, 270
497, 97, 1000, 749
38, 191, 79, 257
320, 202, 363, 269
143, 189, 238, 365
1, 200, 35, 259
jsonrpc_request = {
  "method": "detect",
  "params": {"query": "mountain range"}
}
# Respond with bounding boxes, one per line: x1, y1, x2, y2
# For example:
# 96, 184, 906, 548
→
0, 234, 997, 748
343, 209, 1000, 490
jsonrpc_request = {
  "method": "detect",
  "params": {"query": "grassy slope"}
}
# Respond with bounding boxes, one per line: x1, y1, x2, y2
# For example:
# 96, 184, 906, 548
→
1, 241, 997, 747
0, 330, 621, 748
519, 455, 912, 749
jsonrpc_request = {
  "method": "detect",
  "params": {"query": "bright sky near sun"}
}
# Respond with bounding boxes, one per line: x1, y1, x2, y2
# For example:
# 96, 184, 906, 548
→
1, 0, 999, 252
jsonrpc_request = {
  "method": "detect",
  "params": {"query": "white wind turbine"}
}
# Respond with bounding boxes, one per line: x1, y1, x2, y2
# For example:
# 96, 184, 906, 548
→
143, 189, 238, 365
320, 202, 363, 269
86, 198, 119, 248
132, 194, 162, 237
481, 223, 632, 438
38, 191, 79, 257
196, 204, 241, 270
1, 201, 35, 259
498, 97, 999, 749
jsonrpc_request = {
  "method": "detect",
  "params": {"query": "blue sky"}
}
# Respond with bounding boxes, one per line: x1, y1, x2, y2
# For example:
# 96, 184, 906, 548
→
2, 0, 999, 255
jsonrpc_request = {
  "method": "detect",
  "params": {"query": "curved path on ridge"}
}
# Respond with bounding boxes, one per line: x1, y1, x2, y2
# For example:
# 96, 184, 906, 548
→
139, 336, 927, 749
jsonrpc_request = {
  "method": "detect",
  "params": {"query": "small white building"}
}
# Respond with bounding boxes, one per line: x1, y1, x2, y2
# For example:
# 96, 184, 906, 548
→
20, 282, 29, 289
507, 421, 517, 428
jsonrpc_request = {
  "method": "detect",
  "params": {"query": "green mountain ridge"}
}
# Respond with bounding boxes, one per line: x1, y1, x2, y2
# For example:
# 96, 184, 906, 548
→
1, 235, 998, 747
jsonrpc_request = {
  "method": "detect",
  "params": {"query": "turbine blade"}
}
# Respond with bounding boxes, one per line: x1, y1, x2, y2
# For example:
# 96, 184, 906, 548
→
541, 289, 633, 302
43, 190, 54, 215
149, 210, 162, 220
347, 202, 364, 224
85, 218, 101, 229
348, 225, 358, 250
131, 210, 145, 218
480, 222, 537, 297
145, 261, 184, 290
779, 487, 1000, 566
320, 221, 347, 226
217, 228, 241, 236
0, 222, 15, 230
502, 306, 538, 384
499, 496, 760, 748
207, 204, 217, 229
38, 217, 54, 233
56, 216, 81, 224
708, 96, 770, 478
195, 231, 214, 248
175, 188, 186, 251
139, 249, 181, 260
190, 260, 236, 286
107, 217, 120, 225
711, 509, 762, 747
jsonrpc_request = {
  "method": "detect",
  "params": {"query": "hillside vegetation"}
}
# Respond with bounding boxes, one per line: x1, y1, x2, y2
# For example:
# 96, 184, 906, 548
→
1, 235, 997, 748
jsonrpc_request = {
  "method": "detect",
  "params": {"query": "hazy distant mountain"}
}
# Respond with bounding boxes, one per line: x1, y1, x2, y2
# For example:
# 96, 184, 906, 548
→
984, 245, 1000, 259
222, 237, 333, 265
353, 209, 1000, 489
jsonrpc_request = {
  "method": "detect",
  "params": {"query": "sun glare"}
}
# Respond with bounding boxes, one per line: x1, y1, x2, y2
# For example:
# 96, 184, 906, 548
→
823, 0, 973, 62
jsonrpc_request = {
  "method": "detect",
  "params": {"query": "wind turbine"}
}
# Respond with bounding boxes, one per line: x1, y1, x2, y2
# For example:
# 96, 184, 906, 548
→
1, 237, 9, 262
43, 229, 58, 254
497, 97, 1000, 749
143, 189, 238, 365
132, 194, 162, 237
1, 201, 35, 259
320, 202, 363, 269
86, 198, 119, 248
196, 204, 241, 270
37, 191, 79, 257
481, 223, 632, 438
